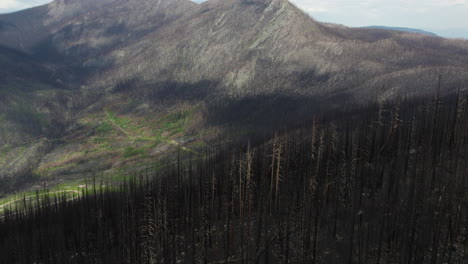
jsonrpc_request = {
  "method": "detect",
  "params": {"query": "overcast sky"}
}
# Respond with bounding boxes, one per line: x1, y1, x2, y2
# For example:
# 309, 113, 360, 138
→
1, 0, 467, 38
0, 0, 49, 13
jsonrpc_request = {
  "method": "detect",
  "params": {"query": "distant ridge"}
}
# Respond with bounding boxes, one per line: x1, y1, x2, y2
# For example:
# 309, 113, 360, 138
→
362, 26, 438, 37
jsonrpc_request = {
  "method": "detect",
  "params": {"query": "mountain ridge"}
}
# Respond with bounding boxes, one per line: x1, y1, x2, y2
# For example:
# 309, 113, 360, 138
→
362, 26, 438, 37
1, 0, 467, 99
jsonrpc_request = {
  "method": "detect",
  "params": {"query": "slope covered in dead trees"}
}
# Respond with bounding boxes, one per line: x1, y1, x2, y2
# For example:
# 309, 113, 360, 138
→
1, 94, 467, 264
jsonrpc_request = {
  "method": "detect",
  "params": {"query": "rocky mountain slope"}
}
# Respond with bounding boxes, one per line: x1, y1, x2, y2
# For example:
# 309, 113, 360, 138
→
0, 0, 468, 194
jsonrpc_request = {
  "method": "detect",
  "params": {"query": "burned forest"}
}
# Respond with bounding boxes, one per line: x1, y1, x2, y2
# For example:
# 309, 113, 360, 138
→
1, 94, 467, 264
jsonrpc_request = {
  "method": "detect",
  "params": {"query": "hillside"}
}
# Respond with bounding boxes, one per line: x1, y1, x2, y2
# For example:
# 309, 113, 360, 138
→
0, 0, 468, 194
2, 0, 468, 99
1, 95, 467, 263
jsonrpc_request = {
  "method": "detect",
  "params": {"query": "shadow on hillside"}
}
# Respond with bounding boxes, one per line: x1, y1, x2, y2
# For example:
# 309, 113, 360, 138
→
111, 78, 357, 131
205, 93, 355, 130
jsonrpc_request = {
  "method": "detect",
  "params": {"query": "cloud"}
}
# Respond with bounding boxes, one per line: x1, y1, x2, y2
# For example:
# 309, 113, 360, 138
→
429, 0, 468, 7
289, 0, 468, 36
305, 7, 329, 13
0, 0, 28, 11
0, 0, 51, 13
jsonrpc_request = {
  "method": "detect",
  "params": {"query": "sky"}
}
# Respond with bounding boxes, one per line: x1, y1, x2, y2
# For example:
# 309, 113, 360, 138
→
1, 0, 467, 38
288, 0, 468, 38
0, 0, 49, 13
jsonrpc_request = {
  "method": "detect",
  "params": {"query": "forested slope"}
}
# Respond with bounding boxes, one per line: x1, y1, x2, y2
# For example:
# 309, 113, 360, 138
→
1, 94, 467, 263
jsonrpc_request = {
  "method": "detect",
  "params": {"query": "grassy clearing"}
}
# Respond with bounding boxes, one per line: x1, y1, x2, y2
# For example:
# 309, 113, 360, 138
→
35, 151, 85, 176
95, 122, 113, 133
105, 110, 136, 138
35, 104, 201, 177
122, 147, 146, 158
29, 104, 201, 200
0, 94, 203, 215
152, 107, 196, 137
35, 149, 118, 177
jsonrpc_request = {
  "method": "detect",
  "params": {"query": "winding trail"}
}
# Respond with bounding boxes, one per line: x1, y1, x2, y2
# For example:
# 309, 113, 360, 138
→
0, 190, 81, 210
105, 110, 135, 139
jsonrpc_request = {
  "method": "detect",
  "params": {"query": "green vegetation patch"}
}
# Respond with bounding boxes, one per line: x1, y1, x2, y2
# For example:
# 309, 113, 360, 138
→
40, 163, 75, 174
154, 107, 197, 137
122, 147, 147, 158
95, 122, 113, 133
106, 110, 134, 132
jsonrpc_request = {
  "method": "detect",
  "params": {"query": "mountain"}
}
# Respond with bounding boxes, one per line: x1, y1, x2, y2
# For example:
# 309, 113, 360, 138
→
362, 26, 438, 37
0, 0, 468, 194
2, 0, 468, 99
431, 28, 468, 39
